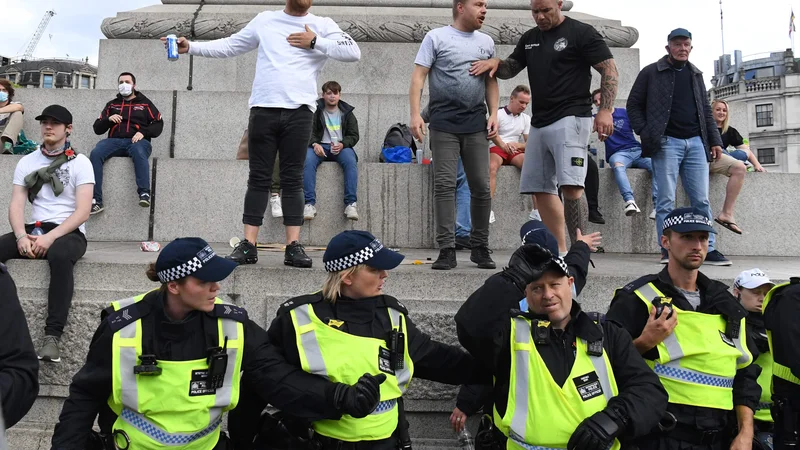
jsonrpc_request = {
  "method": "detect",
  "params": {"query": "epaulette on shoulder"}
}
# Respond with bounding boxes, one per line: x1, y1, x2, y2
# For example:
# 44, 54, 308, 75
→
276, 293, 323, 316
620, 274, 659, 293
210, 303, 249, 323
106, 302, 149, 333
380, 295, 409, 315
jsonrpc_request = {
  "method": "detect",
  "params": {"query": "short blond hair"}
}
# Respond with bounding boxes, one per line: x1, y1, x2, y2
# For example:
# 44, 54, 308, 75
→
321, 265, 364, 302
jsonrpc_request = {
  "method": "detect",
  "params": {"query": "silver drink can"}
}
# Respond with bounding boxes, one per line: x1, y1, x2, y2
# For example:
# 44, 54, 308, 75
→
166, 34, 179, 61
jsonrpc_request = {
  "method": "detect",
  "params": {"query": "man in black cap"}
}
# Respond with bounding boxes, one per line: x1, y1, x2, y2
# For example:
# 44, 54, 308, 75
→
626, 28, 730, 266
606, 207, 761, 450
0, 105, 94, 363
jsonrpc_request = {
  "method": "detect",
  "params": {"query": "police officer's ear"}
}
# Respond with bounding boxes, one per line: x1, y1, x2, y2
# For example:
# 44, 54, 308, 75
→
166, 280, 182, 295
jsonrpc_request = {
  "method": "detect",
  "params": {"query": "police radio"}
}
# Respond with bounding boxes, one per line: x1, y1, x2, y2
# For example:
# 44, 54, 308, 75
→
206, 337, 229, 390
388, 328, 405, 370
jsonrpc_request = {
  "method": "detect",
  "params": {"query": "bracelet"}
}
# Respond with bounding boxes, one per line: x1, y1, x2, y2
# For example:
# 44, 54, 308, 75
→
15, 234, 26, 242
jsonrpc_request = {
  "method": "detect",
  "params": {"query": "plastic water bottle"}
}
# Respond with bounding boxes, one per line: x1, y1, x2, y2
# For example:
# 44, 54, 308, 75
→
416, 147, 423, 164
458, 428, 475, 450
31, 221, 44, 236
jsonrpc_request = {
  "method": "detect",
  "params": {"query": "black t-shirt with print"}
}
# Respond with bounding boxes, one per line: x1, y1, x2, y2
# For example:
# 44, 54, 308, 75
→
719, 126, 745, 149
509, 16, 613, 128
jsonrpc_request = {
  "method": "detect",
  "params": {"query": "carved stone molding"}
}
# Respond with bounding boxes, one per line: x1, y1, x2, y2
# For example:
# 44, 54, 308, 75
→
158, 0, 572, 9
101, 15, 637, 47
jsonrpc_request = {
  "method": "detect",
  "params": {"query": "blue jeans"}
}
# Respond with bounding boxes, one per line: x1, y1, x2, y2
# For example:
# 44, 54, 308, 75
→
303, 143, 358, 206
651, 136, 716, 252
89, 137, 152, 204
455, 158, 471, 238
727, 149, 748, 162
608, 146, 658, 204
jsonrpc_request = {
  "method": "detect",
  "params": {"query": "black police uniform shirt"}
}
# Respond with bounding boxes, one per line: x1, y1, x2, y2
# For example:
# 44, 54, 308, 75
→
763, 282, 800, 399
508, 16, 614, 128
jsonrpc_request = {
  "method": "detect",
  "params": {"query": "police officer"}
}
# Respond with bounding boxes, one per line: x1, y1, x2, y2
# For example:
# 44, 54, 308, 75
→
51, 238, 385, 449
762, 277, 800, 449
455, 243, 667, 450
733, 269, 776, 448
262, 230, 489, 450
607, 207, 762, 450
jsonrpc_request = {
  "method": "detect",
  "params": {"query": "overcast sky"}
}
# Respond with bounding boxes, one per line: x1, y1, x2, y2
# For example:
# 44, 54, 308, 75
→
2, 0, 798, 85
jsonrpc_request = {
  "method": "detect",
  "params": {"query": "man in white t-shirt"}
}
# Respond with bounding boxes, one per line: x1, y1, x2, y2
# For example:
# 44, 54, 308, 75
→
163, 0, 361, 269
0, 105, 94, 363
488, 85, 538, 224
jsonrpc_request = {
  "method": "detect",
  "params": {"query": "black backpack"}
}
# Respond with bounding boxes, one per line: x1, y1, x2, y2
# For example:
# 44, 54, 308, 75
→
382, 123, 417, 151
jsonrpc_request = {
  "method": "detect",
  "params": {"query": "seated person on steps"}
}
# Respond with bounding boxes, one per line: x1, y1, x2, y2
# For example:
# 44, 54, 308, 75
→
89, 72, 163, 214
0, 80, 23, 154
303, 81, 360, 221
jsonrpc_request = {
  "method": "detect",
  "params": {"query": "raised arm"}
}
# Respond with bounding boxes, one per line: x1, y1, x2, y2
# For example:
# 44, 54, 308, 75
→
185, 16, 260, 58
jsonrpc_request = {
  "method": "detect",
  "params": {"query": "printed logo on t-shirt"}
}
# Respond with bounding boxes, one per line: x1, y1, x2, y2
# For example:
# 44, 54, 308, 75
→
54, 166, 71, 186
554, 37, 568, 51
571, 157, 585, 167
525, 43, 540, 49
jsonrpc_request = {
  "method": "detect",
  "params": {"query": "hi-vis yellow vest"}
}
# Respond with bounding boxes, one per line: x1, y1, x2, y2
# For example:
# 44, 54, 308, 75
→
633, 283, 752, 411
496, 316, 621, 450
290, 303, 414, 442
753, 347, 774, 423
107, 294, 244, 450
763, 282, 800, 387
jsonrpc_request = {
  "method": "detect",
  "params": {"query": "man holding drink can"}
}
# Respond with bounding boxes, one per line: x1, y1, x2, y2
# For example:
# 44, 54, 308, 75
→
160, 0, 361, 268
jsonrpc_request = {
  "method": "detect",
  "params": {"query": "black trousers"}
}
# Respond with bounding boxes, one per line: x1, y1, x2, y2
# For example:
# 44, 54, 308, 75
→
0, 222, 87, 337
585, 154, 600, 212
244, 107, 313, 227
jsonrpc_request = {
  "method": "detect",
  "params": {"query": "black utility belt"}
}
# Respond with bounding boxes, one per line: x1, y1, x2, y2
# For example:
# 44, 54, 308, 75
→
666, 423, 724, 445
313, 434, 398, 450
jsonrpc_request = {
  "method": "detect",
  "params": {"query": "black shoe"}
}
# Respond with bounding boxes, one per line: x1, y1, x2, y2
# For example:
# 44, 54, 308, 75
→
704, 250, 732, 266
226, 239, 258, 265
454, 236, 472, 251
139, 192, 151, 207
90, 201, 104, 215
588, 209, 605, 224
470, 245, 496, 269
285, 241, 313, 268
432, 248, 457, 270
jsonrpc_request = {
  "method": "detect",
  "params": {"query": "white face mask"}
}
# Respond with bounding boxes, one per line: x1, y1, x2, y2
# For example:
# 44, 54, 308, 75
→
118, 83, 133, 96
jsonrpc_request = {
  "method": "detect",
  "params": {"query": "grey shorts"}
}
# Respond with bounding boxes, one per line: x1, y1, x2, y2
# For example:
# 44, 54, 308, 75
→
519, 115, 592, 195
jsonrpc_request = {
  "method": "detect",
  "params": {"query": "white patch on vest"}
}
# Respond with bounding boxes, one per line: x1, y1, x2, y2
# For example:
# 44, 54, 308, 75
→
378, 347, 395, 375
573, 371, 603, 401
719, 330, 736, 348
189, 369, 217, 396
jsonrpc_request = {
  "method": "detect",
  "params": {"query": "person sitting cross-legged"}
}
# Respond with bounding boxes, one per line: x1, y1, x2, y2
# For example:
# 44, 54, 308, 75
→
303, 81, 360, 221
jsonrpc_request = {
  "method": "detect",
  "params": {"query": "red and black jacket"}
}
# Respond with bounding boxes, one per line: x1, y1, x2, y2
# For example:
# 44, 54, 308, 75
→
93, 91, 164, 141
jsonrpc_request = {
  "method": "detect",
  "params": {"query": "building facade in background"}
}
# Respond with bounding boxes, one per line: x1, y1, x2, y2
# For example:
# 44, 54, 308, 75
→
709, 49, 800, 173
0, 58, 97, 90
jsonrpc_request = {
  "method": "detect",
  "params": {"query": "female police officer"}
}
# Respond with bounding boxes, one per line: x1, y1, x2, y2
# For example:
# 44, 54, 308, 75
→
51, 237, 385, 449
263, 230, 489, 450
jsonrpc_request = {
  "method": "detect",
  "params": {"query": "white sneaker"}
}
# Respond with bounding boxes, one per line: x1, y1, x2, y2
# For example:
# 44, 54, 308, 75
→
345, 203, 359, 220
270, 195, 283, 218
623, 200, 641, 216
649, 209, 657, 220
489, 210, 496, 224
303, 204, 317, 220
529, 209, 542, 221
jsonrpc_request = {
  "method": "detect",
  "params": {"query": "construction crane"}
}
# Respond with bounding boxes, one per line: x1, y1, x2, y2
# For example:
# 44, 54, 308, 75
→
20, 10, 56, 61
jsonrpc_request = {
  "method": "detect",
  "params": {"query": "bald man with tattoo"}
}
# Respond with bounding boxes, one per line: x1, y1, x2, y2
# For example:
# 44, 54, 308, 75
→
471, 0, 618, 255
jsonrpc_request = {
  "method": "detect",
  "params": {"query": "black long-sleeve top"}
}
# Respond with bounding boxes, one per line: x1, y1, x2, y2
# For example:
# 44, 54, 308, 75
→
606, 268, 762, 431
0, 266, 39, 428
455, 271, 668, 439
763, 281, 800, 401
50, 290, 343, 450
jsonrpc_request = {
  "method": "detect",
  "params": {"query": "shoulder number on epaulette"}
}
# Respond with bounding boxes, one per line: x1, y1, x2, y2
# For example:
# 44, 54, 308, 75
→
106, 303, 143, 332
213, 303, 249, 322
621, 274, 659, 292
277, 294, 323, 316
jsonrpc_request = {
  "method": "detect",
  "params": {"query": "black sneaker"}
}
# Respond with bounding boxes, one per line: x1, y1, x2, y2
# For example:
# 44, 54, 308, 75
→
432, 248, 457, 270
285, 241, 313, 268
139, 192, 151, 207
226, 239, 258, 265
454, 236, 471, 251
704, 250, 732, 266
470, 245, 496, 269
588, 209, 605, 224
660, 248, 669, 265
90, 201, 104, 215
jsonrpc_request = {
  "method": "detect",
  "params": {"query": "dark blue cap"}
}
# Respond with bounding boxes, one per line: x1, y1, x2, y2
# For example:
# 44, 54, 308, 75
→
668, 28, 692, 41
519, 220, 559, 256
156, 237, 238, 283
663, 207, 716, 234
323, 230, 404, 272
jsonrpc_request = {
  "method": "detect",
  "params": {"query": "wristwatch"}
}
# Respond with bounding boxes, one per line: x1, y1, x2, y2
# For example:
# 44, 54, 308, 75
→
310, 36, 317, 49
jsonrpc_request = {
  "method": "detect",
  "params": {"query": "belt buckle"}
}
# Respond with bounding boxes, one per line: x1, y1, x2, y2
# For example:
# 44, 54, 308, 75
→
700, 429, 719, 445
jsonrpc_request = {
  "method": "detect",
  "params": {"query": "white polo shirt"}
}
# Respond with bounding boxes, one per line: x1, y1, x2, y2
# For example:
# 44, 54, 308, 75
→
492, 106, 531, 148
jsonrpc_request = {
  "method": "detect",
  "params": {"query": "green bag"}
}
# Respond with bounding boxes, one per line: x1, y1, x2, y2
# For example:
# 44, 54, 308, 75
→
12, 130, 38, 155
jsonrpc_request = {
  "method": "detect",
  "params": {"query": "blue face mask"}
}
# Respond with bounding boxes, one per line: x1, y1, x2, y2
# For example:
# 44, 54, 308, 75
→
0, 92, 8, 103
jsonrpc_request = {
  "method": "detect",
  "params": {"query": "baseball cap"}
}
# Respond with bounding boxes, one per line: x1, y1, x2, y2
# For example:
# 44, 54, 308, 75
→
519, 220, 559, 256
668, 28, 692, 41
156, 237, 237, 283
34, 105, 73, 125
734, 268, 775, 290
323, 230, 404, 272
662, 207, 717, 234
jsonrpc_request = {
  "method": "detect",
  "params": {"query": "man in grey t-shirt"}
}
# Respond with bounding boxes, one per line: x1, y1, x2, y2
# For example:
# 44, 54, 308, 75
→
409, 0, 499, 271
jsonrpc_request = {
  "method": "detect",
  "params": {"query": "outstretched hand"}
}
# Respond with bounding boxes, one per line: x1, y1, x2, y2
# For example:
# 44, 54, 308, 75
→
159, 36, 190, 54
576, 229, 602, 252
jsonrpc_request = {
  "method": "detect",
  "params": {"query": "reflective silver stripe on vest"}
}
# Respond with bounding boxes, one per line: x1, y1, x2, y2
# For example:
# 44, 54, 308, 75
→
212, 316, 240, 417
120, 346, 139, 409
732, 331, 750, 367
120, 407, 223, 446
653, 361, 734, 388
510, 318, 532, 441
117, 298, 138, 339
509, 431, 564, 450
388, 308, 412, 394
588, 352, 613, 402
295, 304, 328, 377
634, 285, 685, 360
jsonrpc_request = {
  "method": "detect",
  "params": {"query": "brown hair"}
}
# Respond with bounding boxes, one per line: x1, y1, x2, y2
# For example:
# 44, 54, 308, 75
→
452, 0, 463, 19
711, 99, 730, 135
321, 81, 341, 94
321, 265, 364, 302
511, 85, 531, 97
145, 262, 186, 292
591, 88, 602, 99
0, 79, 14, 102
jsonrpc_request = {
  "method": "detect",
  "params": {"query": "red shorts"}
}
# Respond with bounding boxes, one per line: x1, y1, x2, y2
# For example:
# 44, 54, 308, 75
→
489, 145, 523, 165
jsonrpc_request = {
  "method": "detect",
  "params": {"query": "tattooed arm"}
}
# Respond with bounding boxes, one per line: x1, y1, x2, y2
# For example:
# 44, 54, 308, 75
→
591, 58, 618, 140
469, 57, 525, 80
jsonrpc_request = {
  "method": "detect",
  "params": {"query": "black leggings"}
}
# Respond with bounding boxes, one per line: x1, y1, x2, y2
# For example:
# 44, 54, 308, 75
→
585, 154, 600, 212
244, 107, 313, 227
0, 222, 87, 337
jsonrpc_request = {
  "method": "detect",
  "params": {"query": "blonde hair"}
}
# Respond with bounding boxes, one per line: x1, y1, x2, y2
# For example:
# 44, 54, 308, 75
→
712, 99, 730, 135
321, 265, 364, 302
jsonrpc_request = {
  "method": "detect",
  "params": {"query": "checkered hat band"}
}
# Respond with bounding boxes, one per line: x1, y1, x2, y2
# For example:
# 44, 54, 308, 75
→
553, 257, 568, 274
324, 246, 377, 272
158, 256, 205, 283
663, 214, 712, 230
